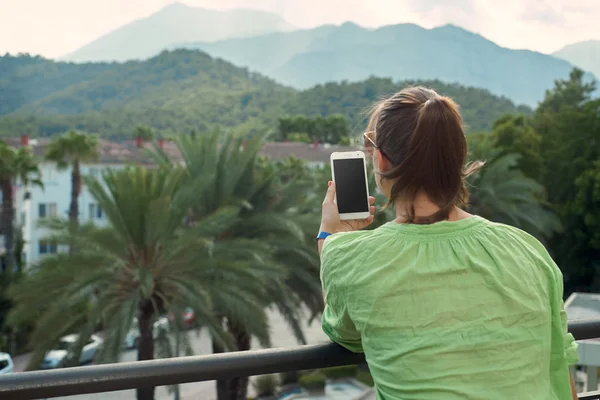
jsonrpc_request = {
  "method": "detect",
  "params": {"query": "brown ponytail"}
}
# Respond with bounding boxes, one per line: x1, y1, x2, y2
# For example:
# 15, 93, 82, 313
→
365, 86, 482, 224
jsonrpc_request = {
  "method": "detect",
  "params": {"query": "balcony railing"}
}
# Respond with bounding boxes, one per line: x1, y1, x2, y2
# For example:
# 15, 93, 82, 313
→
1, 318, 600, 400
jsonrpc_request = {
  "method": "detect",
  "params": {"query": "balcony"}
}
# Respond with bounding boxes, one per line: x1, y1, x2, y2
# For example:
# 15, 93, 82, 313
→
1, 318, 600, 400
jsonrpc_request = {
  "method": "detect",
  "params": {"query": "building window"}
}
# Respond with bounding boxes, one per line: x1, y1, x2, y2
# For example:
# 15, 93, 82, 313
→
39, 240, 57, 255
89, 203, 103, 219
39, 203, 57, 218
44, 166, 57, 182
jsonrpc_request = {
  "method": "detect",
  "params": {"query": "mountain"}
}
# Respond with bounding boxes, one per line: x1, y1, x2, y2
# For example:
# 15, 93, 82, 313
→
553, 40, 600, 79
177, 23, 595, 106
0, 50, 530, 137
0, 55, 115, 115
61, 2, 294, 62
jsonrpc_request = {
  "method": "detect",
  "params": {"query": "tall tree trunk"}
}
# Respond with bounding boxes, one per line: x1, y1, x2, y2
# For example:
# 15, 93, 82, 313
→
69, 160, 81, 223
1, 177, 14, 274
137, 300, 155, 400
215, 321, 251, 400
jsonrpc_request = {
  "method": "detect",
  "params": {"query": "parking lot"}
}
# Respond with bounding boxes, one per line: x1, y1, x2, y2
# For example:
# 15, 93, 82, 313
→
12, 309, 328, 399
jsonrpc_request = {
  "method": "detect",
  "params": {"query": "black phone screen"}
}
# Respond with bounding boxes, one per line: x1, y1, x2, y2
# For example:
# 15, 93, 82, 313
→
333, 158, 369, 214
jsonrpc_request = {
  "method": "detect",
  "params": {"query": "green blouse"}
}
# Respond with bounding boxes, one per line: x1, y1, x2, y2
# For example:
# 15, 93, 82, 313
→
321, 216, 578, 400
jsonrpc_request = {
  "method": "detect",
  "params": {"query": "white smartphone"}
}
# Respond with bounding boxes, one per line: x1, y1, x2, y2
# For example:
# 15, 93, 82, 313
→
330, 151, 371, 220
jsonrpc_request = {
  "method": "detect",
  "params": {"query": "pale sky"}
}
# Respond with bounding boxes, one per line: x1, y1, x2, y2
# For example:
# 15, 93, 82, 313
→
0, 0, 598, 58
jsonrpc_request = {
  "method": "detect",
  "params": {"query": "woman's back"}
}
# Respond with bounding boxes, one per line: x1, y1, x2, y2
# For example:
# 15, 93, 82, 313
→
320, 216, 578, 399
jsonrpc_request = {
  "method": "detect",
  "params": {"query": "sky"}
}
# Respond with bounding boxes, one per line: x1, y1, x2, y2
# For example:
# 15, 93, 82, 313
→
0, 0, 598, 58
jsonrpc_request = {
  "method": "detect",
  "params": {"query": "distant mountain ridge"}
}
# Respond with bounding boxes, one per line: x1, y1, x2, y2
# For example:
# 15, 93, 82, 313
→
61, 2, 294, 62
177, 22, 596, 106
553, 40, 600, 79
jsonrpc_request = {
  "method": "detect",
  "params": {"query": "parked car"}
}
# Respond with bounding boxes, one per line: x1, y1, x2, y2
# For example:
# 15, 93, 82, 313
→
0, 353, 14, 374
41, 334, 102, 369
124, 317, 170, 349
168, 307, 196, 329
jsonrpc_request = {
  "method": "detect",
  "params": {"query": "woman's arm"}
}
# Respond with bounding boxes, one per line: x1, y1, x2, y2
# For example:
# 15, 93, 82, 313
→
570, 373, 577, 400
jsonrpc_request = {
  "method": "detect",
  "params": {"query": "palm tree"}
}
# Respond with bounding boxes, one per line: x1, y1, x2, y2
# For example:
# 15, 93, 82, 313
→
8, 166, 279, 400
468, 153, 562, 241
0, 141, 43, 274
45, 131, 99, 225
152, 133, 324, 400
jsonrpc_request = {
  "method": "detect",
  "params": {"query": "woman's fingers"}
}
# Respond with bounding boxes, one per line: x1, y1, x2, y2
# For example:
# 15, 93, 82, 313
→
369, 196, 375, 205
370, 205, 376, 215
323, 180, 336, 205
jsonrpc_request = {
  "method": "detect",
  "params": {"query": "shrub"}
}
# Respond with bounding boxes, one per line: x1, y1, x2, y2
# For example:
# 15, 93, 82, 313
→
298, 374, 326, 392
321, 365, 358, 379
279, 371, 299, 385
357, 371, 375, 387
253, 375, 278, 397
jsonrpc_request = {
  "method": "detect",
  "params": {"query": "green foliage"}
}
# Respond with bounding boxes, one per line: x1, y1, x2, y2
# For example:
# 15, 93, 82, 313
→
279, 371, 299, 385
468, 154, 561, 242
467, 132, 499, 162
284, 77, 532, 133
573, 161, 600, 250
298, 374, 326, 391
490, 114, 543, 179
531, 69, 600, 293
0, 141, 43, 188
253, 375, 279, 397
0, 53, 114, 115
320, 365, 358, 379
0, 51, 528, 138
133, 125, 154, 140
45, 130, 99, 168
357, 371, 375, 387
276, 115, 349, 144
7, 165, 285, 372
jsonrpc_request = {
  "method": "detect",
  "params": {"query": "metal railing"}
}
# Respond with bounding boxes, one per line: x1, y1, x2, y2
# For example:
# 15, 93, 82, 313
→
580, 391, 600, 400
1, 318, 600, 400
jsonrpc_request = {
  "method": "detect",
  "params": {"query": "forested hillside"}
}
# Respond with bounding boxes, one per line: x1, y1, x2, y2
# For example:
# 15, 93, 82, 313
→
0, 50, 530, 137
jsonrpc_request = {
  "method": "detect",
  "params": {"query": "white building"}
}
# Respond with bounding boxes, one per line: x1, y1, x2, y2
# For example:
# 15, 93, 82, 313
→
8, 136, 155, 266
5, 136, 354, 266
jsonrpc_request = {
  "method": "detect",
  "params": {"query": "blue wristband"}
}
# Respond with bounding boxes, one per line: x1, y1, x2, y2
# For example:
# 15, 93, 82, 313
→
316, 231, 332, 241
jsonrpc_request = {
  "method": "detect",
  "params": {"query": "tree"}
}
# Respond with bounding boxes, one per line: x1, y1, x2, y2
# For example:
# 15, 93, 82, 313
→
152, 132, 323, 400
0, 141, 42, 273
467, 154, 561, 242
276, 115, 350, 144
561, 161, 600, 292
8, 166, 277, 400
490, 114, 543, 180
45, 131, 99, 225
532, 69, 600, 293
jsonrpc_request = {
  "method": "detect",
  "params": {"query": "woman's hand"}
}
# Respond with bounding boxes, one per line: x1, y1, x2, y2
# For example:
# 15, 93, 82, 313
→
320, 181, 376, 234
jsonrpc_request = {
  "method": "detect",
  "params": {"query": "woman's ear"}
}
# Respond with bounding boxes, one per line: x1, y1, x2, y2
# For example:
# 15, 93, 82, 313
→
376, 150, 391, 172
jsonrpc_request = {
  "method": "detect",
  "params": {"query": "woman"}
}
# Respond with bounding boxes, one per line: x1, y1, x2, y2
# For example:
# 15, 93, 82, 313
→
317, 87, 578, 399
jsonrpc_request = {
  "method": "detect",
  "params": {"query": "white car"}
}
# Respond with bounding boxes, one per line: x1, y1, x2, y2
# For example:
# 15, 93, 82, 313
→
124, 317, 169, 349
41, 334, 102, 369
0, 353, 14, 374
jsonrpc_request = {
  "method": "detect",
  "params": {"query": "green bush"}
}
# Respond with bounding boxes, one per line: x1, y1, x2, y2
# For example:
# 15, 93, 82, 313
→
321, 365, 358, 379
252, 374, 278, 397
279, 371, 299, 385
357, 371, 375, 387
298, 374, 326, 392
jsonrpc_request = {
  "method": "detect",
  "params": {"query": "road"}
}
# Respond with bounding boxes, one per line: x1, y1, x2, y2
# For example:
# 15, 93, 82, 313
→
13, 308, 329, 400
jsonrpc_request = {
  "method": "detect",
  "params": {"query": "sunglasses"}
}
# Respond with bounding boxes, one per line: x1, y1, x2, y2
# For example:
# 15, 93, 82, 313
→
363, 131, 390, 161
